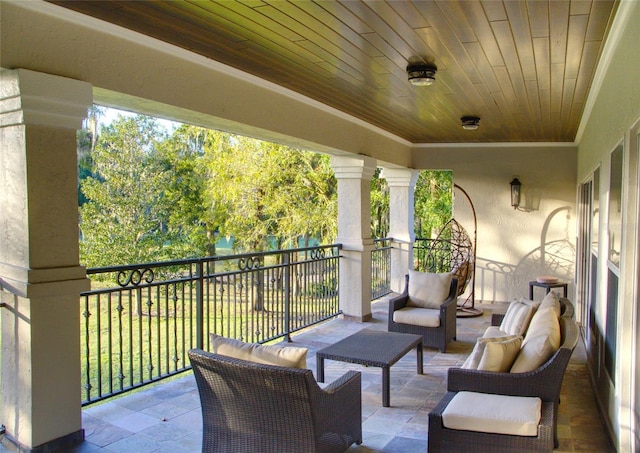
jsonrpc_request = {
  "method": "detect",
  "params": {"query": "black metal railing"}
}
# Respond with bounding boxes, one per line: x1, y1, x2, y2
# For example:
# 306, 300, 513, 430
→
371, 238, 392, 299
414, 237, 452, 273
80, 244, 341, 405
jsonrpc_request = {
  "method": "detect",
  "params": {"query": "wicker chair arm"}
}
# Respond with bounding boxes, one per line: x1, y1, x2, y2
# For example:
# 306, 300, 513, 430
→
318, 370, 361, 395
491, 313, 505, 326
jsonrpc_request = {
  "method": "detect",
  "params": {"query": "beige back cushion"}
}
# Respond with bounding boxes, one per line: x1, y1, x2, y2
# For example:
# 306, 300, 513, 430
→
499, 300, 536, 336
462, 334, 521, 369
477, 336, 523, 372
407, 270, 453, 309
210, 333, 308, 369
539, 291, 561, 317
510, 307, 561, 373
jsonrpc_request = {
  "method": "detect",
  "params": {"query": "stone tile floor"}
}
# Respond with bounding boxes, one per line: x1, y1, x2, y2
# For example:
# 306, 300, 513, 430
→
1, 298, 615, 452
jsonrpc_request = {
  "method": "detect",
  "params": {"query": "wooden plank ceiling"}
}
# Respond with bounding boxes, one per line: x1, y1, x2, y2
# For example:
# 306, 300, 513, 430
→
48, 0, 618, 144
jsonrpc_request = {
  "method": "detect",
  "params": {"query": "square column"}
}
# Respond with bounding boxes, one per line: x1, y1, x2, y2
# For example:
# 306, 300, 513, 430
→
381, 168, 419, 293
331, 156, 377, 321
0, 69, 92, 450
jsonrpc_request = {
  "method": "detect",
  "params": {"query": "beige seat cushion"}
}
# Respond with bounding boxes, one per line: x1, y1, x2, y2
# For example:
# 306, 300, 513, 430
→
393, 306, 440, 328
210, 333, 308, 369
462, 334, 521, 369
442, 391, 542, 436
406, 270, 453, 309
510, 307, 561, 373
499, 299, 536, 336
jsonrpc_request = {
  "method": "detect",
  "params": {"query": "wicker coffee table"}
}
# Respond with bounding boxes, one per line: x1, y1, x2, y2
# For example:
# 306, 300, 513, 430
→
316, 329, 423, 407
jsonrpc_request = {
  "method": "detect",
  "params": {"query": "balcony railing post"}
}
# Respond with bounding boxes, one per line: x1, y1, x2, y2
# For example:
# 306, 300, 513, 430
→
284, 252, 291, 342
196, 260, 204, 350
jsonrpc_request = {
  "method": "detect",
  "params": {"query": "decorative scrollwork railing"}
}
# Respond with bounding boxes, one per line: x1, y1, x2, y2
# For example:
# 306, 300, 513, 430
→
80, 244, 342, 405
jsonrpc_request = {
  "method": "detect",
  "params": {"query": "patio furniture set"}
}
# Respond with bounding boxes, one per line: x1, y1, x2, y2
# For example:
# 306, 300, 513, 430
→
188, 271, 578, 452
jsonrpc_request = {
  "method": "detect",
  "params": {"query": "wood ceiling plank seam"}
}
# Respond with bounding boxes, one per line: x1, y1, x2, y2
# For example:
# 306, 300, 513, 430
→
533, 37, 551, 92
572, 40, 601, 105
433, 1, 479, 44
193, 1, 341, 67
492, 66, 519, 112
463, 42, 502, 93
539, 88, 552, 131
202, 0, 304, 42
313, 60, 366, 87
490, 20, 531, 114
261, 1, 386, 74
569, 0, 593, 16
77, 1, 253, 60
340, 1, 429, 70
565, 14, 590, 80
462, 1, 506, 68
411, 3, 486, 88
526, 0, 550, 38
549, 0, 571, 65
525, 79, 543, 134
480, 0, 508, 22
285, 1, 384, 59
585, 0, 617, 42
567, 100, 585, 139
550, 62, 566, 113
561, 78, 577, 135
388, 1, 430, 29
414, 27, 486, 104
312, 1, 375, 35
360, 32, 422, 78
503, 0, 537, 82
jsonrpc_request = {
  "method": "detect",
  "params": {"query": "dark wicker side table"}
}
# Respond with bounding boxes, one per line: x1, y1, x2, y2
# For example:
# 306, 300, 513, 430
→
316, 329, 423, 407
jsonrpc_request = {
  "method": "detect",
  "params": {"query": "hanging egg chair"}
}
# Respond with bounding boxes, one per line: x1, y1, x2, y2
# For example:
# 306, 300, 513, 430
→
422, 184, 481, 317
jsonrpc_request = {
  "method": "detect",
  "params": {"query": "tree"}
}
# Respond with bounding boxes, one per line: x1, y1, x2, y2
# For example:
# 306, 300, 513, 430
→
370, 168, 389, 238
414, 170, 453, 238
79, 114, 172, 267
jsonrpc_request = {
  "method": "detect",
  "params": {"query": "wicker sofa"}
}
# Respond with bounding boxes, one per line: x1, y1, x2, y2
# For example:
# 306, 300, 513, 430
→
388, 271, 459, 352
427, 295, 578, 453
189, 348, 362, 453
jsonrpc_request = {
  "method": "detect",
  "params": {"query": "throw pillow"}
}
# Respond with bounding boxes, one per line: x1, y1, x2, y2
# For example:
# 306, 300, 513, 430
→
477, 336, 522, 372
499, 299, 536, 336
539, 291, 561, 317
406, 270, 453, 309
461, 334, 521, 369
510, 307, 561, 373
210, 333, 308, 369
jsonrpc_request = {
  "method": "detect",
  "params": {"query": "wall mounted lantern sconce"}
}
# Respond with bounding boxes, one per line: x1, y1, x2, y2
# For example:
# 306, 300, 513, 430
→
461, 116, 480, 130
407, 63, 437, 86
510, 177, 522, 209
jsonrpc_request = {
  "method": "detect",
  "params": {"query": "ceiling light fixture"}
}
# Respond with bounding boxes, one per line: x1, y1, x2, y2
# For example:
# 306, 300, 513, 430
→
407, 63, 437, 86
461, 116, 480, 130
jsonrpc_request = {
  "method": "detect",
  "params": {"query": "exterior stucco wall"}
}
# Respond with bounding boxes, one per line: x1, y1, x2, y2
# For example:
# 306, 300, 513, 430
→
412, 145, 577, 303
0, 1, 412, 168
575, 1, 640, 450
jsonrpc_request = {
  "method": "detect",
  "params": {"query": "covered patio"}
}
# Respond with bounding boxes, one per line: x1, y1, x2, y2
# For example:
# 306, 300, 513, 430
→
0, 298, 612, 453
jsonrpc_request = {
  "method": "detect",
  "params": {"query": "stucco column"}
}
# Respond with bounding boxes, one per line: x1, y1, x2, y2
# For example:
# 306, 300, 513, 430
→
331, 155, 377, 321
381, 168, 419, 293
0, 69, 91, 450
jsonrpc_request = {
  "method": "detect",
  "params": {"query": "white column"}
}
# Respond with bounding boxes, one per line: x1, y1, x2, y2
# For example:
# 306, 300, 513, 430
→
330, 155, 377, 321
0, 69, 91, 450
381, 168, 419, 293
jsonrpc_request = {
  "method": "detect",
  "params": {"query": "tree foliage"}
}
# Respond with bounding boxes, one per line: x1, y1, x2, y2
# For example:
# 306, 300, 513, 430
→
414, 170, 453, 238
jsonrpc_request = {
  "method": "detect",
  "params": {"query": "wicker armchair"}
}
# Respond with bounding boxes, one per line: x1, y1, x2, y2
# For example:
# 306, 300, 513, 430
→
188, 348, 362, 453
428, 315, 579, 453
388, 273, 458, 352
